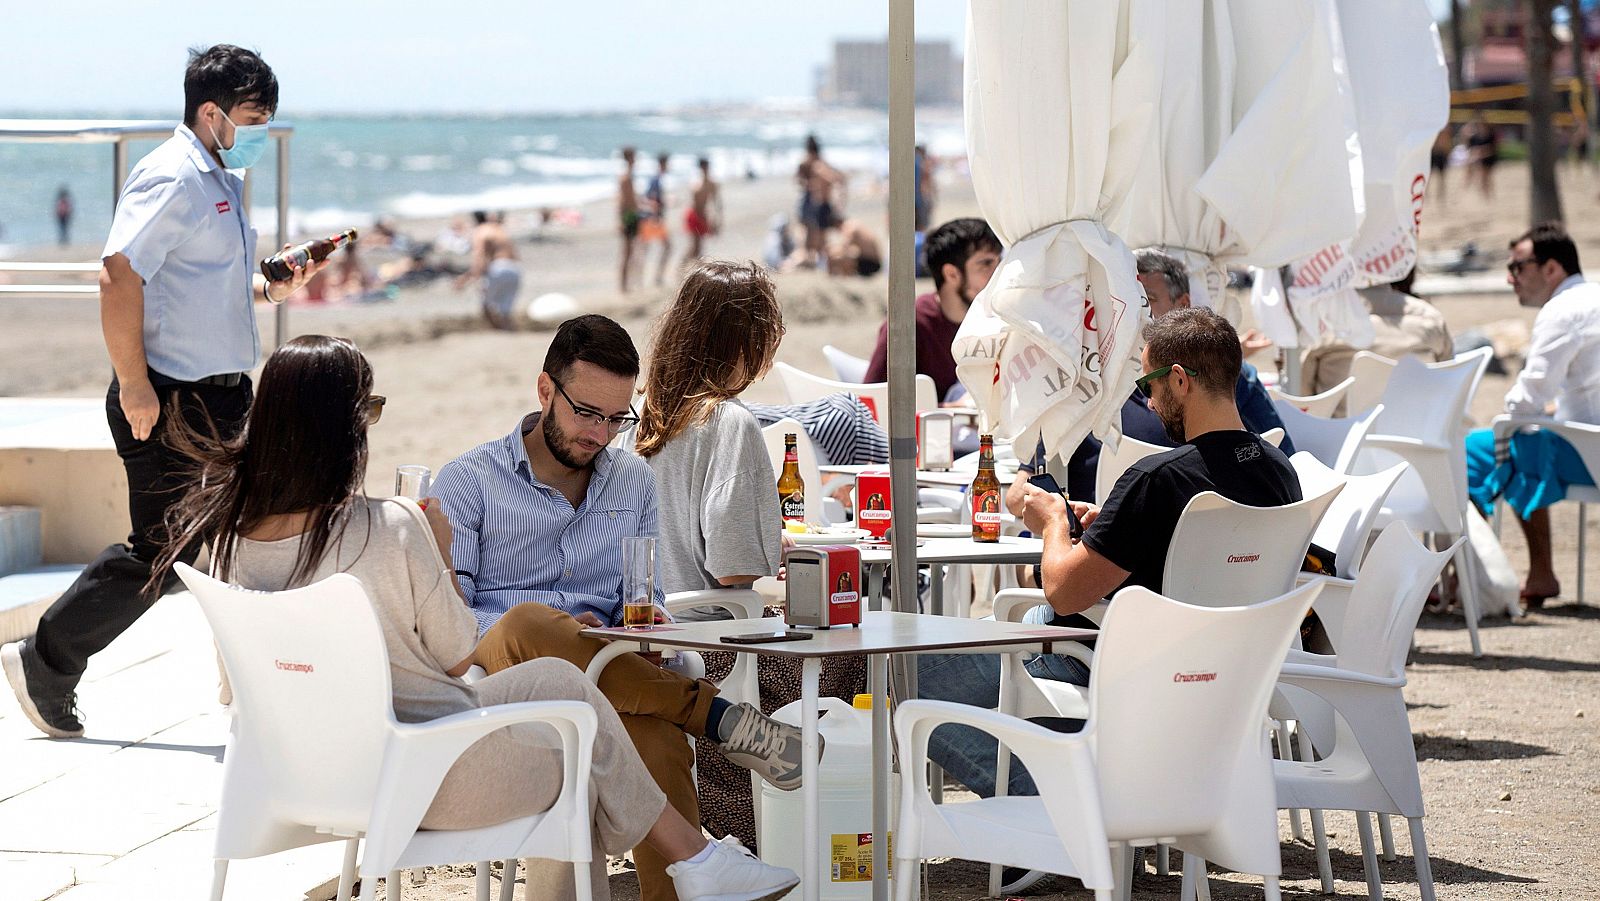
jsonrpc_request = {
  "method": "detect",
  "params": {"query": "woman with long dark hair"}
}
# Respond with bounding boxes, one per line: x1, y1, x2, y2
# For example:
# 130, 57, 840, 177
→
151, 335, 798, 901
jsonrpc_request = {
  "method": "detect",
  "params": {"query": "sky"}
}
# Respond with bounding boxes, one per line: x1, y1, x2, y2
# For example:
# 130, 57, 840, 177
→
0, 1, 969, 116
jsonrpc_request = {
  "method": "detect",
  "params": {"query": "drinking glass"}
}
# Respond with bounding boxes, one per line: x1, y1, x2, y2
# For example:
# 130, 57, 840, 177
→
395, 465, 432, 501
621, 536, 657, 630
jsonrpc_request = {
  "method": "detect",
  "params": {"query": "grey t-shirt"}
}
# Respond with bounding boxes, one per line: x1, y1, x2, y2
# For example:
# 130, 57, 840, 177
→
645, 399, 784, 595
231, 496, 479, 724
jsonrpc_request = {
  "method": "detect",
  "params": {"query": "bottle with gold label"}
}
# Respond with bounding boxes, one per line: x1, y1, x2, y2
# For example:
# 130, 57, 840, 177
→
971, 433, 1001, 542
778, 433, 807, 525
260, 228, 358, 281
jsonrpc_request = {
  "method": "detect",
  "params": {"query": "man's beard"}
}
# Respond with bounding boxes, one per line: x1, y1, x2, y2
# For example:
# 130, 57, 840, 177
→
1156, 404, 1186, 444
543, 413, 599, 470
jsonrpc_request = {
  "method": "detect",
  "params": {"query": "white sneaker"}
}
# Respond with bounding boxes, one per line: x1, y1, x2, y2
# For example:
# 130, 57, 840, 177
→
667, 836, 800, 901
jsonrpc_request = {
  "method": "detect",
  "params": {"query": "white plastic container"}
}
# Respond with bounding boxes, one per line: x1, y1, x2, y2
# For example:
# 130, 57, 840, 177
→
757, 695, 898, 899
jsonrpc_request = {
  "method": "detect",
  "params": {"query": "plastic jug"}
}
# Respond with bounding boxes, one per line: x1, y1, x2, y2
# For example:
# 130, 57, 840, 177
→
757, 695, 898, 899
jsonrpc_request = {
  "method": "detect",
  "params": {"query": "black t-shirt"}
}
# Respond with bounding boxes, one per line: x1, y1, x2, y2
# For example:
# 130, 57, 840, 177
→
1080, 429, 1301, 596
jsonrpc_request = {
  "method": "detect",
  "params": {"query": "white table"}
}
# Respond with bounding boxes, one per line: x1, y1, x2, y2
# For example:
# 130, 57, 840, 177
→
582, 612, 1094, 901
858, 535, 1044, 616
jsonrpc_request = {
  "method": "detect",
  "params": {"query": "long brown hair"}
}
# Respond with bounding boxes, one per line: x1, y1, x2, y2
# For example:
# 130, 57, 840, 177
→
635, 261, 784, 458
146, 335, 376, 597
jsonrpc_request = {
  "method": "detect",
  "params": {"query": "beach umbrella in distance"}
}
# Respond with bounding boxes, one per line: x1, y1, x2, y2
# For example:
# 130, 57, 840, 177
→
1114, 0, 1366, 325
953, 0, 1154, 460
1253, 0, 1450, 353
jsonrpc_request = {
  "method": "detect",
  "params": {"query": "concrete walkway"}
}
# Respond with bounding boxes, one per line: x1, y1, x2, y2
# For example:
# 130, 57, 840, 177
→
1, 593, 348, 901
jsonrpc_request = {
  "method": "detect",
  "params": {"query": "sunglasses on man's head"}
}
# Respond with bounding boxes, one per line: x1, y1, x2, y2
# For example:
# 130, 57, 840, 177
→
1134, 364, 1198, 398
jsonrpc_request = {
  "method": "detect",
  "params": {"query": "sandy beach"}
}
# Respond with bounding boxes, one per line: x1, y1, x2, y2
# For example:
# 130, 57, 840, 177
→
3, 157, 1600, 899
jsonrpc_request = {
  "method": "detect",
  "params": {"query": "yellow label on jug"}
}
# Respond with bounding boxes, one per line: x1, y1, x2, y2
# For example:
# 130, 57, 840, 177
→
829, 832, 893, 882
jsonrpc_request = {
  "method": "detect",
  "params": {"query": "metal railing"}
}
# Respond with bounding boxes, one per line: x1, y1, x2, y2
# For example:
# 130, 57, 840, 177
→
0, 119, 295, 346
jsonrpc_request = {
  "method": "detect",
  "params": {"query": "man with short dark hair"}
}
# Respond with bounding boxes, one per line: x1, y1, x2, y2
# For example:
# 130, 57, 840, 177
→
864, 217, 1001, 401
918, 309, 1302, 856
4, 45, 325, 740
434, 315, 806, 901
1466, 221, 1600, 607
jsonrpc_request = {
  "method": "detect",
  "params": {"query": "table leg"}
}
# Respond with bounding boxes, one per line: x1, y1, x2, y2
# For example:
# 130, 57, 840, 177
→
802, 657, 822, 901
929, 562, 945, 616
867, 563, 887, 613
990, 651, 1017, 897
871, 653, 890, 901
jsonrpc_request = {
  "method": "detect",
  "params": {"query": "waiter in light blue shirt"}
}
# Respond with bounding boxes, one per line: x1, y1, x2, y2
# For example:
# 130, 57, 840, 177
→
3, 45, 325, 740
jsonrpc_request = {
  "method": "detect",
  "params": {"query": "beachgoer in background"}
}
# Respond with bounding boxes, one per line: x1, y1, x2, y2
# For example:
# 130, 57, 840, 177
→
2, 44, 327, 740
825, 218, 881, 277
682, 157, 722, 267
327, 240, 376, 303
1301, 269, 1454, 402
1467, 222, 1600, 609
1429, 127, 1452, 205
1467, 114, 1499, 200
791, 134, 846, 269
54, 186, 74, 246
618, 146, 641, 293
454, 210, 521, 330
914, 145, 936, 233
639, 152, 674, 286
762, 214, 793, 271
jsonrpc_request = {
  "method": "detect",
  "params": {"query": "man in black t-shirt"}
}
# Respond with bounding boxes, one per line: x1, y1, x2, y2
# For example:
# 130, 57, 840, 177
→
917, 308, 1302, 838
1022, 307, 1301, 614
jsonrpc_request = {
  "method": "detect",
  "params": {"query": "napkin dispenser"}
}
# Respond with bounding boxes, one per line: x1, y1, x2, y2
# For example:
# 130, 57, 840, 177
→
917, 410, 955, 471
855, 468, 893, 539
785, 545, 862, 628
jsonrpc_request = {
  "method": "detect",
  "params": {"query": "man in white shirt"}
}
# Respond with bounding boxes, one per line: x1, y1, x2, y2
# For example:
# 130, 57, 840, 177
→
1466, 222, 1600, 607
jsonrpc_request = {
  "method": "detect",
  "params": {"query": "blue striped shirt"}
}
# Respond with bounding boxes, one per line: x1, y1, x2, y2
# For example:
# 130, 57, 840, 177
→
434, 413, 661, 634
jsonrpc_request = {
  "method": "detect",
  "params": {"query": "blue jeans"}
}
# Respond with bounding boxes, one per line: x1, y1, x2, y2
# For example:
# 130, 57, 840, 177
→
916, 649, 1090, 798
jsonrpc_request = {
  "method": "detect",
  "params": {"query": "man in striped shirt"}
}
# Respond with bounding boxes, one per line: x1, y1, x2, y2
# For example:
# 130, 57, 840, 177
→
435, 315, 806, 901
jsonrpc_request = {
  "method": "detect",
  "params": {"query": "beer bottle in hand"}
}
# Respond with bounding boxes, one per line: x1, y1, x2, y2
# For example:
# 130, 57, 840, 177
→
971, 433, 1001, 542
778, 433, 807, 525
260, 228, 359, 281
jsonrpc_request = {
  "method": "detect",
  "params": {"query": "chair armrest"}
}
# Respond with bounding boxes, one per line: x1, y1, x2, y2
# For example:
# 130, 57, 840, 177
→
992, 588, 1047, 623
664, 588, 766, 620
1278, 662, 1405, 689
1362, 434, 1449, 455
362, 701, 598, 874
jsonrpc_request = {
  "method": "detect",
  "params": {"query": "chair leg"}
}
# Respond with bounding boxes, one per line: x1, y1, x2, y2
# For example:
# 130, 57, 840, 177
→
574, 860, 594, 901
337, 840, 359, 901
1181, 853, 1210, 901
1355, 811, 1382, 901
1155, 843, 1170, 876
474, 861, 491, 901
1453, 540, 1484, 658
1578, 502, 1587, 605
1263, 874, 1282, 901
358, 868, 376, 901
1310, 807, 1334, 895
1409, 816, 1438, 901
894, 854, 918, 901
498, 860, 517, 901
1277, 720, 1306, 841
208, 859, 229, 901
1378, 814, 1397, 861
389, 870, 402, 901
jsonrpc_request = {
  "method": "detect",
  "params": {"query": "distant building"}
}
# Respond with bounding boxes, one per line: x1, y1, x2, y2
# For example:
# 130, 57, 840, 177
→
819, 39, 961, 108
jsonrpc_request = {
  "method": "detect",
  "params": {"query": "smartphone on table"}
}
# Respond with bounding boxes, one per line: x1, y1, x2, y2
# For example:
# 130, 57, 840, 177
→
720, 630, 815, 645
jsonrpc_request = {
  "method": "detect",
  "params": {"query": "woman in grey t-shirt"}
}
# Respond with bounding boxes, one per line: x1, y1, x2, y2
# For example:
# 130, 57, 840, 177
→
148, 335, 798, 901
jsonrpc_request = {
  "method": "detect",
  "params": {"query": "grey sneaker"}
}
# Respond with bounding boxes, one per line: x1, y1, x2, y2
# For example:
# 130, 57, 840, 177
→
714, 702, 817, 791
668, 836, 799, 901
2, 640, 84, 739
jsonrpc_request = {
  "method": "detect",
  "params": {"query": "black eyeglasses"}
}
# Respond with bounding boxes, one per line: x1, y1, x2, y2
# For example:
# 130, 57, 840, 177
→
1134, 364, 1198, 398
1506, 258, 1537, 276
549, 377, 640, 434
366, 395, 386, 424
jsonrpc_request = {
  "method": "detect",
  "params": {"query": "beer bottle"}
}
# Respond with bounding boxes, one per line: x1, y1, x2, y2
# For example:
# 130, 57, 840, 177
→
260, 228, 359, 281
778, 433, 807, 525
971, 433, 1001, 543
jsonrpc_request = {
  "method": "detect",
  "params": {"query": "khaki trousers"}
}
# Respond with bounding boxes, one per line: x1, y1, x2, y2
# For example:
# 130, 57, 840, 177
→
476, 602, 720, 901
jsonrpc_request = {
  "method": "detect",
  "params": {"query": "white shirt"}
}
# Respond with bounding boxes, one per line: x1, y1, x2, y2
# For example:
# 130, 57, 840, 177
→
1506, 273, 1600, 423
102, 125, 260, 382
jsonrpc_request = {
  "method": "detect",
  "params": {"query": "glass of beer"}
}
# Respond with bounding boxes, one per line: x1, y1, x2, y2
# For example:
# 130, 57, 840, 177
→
396, 465, 432, 501
622, 536, 657, 631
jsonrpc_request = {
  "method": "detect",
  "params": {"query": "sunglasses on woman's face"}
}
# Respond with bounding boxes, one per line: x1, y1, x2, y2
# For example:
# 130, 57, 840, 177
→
366, 395, 387, 424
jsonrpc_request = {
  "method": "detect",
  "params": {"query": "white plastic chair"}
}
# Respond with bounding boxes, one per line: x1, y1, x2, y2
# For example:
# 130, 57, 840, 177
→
175, 564, 598, 901
1093, 434, 1168, 502
760, 417, 846, 526
896, 581, 1324, 901
1290, 453, 1407, 580
1273, 526, 1463, 901
1160, 486, 1343, 608
773, 361, 937, 427
1346, 351, 1398, 418
663, 588, 765, 705
1271, 401, 1384, 474
822, 344, 869, 383
1491, 415, 1600, 604
1352, 348, 1493, 655
1267, 376, 1355, 418
1259, 427, 1285, 448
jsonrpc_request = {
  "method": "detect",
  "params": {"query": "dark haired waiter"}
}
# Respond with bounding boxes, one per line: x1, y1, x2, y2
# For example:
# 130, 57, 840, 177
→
3, 44, 325, 737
